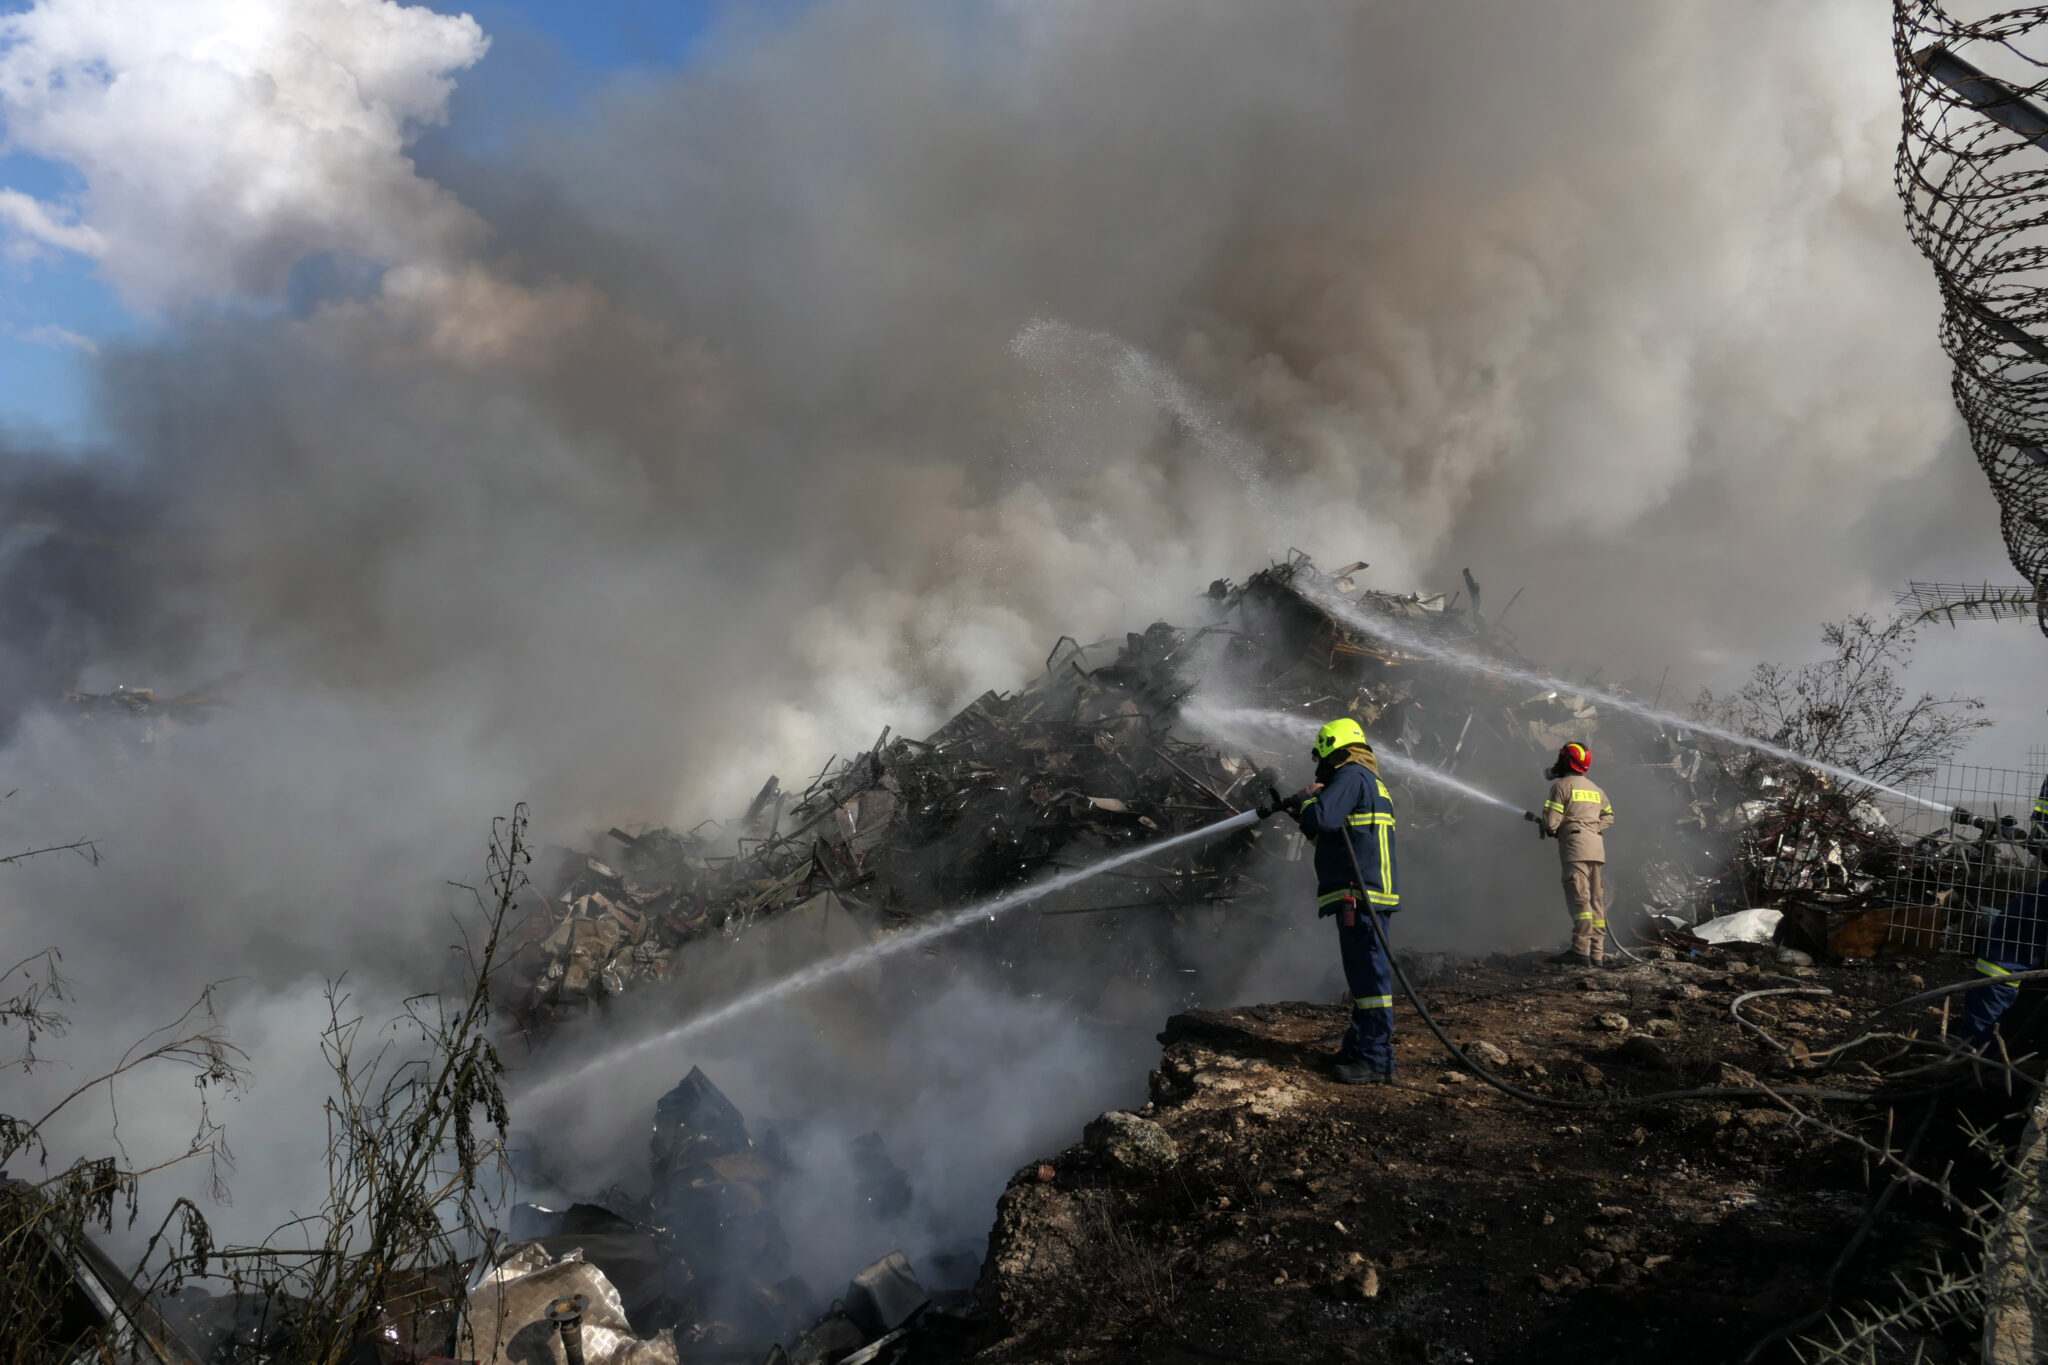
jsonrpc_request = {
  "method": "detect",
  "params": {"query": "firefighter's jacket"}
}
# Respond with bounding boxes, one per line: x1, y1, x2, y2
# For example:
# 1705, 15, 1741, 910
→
2034, 774, 2048, 832
1541, 774, 1614, 864
1296, 753, 1399, 913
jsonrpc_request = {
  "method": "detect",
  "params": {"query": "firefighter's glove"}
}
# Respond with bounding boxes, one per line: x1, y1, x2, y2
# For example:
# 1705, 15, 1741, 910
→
1260, 788, 1308, 820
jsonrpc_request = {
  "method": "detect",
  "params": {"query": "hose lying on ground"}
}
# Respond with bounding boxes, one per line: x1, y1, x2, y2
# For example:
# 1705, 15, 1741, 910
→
1328, 830, 2030, 1112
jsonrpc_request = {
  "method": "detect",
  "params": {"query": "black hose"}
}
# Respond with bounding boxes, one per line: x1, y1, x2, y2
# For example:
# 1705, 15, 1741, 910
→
1329, 824, 1897, 1110
1816, 968, 2048, 1072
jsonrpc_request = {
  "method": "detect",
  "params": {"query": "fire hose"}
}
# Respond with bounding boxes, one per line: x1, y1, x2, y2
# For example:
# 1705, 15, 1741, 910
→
1253, 782, 2023, 1112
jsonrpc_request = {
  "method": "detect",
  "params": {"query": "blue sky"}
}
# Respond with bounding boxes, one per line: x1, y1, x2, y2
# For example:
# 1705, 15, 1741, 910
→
0, 0, 745, 445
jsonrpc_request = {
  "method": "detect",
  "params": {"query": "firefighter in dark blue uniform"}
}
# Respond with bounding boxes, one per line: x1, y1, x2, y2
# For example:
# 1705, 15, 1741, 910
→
1960, 773, 2048, 1049
1290, 717, 1400, 1085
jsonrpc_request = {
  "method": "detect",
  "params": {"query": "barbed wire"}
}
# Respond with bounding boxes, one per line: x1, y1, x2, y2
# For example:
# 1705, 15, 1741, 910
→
1896, 1, 2048, 636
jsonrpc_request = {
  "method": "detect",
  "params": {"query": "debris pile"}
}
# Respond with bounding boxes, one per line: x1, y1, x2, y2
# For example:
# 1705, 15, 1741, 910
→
498, 1066, 939, 1360
1637, 751, 2048, 959
505, 553, 1617, 1035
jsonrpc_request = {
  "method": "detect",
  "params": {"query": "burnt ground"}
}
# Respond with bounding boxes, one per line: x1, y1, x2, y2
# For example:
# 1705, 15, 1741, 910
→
934, 950, 2030, 1365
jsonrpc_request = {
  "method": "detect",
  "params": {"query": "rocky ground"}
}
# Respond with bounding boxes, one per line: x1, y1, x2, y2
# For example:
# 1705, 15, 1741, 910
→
937, 948, 2016, 1365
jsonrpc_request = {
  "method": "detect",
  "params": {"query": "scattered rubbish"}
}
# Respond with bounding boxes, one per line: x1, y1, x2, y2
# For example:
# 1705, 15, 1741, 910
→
3, 1177, 204, 1365
1691, 908, 1783, 946
460, 1243, 678, 1365
843, 1251, 929, 1338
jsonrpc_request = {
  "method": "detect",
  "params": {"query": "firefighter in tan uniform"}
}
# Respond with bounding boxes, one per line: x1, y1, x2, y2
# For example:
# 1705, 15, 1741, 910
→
1537, 742, 1614, 967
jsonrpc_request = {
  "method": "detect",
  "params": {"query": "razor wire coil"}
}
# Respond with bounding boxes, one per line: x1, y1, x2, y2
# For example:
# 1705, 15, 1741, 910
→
1896, 0, 2048, 634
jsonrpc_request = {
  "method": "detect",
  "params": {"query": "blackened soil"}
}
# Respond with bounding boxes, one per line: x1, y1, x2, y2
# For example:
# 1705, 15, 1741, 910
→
945, 952, 2000, 1365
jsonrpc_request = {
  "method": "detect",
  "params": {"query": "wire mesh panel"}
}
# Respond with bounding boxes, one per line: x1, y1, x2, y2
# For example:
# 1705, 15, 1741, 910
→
1896, 3, 2048, 636
1883, 763, 2047, 952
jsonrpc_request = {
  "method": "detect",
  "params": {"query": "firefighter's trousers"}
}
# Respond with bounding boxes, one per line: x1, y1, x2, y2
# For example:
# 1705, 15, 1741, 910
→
1332, 901, 1396, 1075
1562, 860, 1606, 961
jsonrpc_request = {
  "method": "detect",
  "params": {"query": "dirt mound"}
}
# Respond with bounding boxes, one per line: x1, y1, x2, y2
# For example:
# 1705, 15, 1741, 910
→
962, 953, 1975, 1365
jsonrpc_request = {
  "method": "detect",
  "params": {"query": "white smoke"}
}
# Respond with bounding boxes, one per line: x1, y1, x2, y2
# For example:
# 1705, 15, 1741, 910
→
0, 0, 2040, 1287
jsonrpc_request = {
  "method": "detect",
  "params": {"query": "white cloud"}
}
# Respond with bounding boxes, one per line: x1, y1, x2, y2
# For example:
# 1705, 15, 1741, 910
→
12, 322, 99, 353
0, 186, 105, 257
0, 0, 490, 308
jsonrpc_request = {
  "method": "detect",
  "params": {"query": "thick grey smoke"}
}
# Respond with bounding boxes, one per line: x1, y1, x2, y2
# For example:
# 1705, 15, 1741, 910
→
3, 0, 2037, 1276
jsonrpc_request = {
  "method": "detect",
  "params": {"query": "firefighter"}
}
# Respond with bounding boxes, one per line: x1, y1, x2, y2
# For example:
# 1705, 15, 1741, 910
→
2034, 772, 2048, 835
1537, 742, 1614, 967
1961, 880, 2048, 1052
1288, 717, 1401, 1085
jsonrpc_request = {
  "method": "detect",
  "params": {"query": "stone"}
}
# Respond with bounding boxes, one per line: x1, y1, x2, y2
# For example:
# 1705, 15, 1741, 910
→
1084, 1110, 1179, 1176
1644, 1018, 1681, 1038
1617, 1036, 1673, 1069
1578, 1063, 1606, 1086
1593, 1012, 1631, 1032
1578, 1250, 1615, 1277
1464, 1040, 1511, 1069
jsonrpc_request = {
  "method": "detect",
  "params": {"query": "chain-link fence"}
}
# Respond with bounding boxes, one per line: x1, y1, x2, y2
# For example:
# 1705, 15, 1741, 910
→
1882, 762, 2046, 952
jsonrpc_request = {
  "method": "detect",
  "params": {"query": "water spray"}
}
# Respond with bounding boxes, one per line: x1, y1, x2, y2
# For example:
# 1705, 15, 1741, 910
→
1304, 588, 1951, 812
1182, 701, 1529, 818
517, 807, 1263, 1107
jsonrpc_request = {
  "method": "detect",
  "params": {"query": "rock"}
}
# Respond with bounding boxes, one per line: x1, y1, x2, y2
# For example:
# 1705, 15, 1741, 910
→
1775, 947, 1814, 967
1644, 1018, 1681, 1038
1084, 1110, 1179, 1176
1578, 1249, 1615, 1277
1578, 1063, 1606, 1086
1617, 1036, 1673, 1069
1034, 1164, 1056, 1183
791, 1315, 865, 1365
1593, 1012, 1631, 1032
1354, 1265, 1380, 1300
1464, 1040, 1511, 1069
1716, 1062, 1759, 1088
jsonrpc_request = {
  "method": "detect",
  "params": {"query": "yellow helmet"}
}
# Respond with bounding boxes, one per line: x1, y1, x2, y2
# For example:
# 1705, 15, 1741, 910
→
1313, 717, 1369, 760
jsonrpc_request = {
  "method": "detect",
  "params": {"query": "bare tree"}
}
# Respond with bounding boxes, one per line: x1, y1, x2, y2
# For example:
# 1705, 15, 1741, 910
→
1, 949, 245, 1365
162, 807, 526, 1365
1697, 614, 1990, 789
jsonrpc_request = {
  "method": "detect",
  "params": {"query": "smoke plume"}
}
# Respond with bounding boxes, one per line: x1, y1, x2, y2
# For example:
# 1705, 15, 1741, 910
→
2, 0, 2031, 1278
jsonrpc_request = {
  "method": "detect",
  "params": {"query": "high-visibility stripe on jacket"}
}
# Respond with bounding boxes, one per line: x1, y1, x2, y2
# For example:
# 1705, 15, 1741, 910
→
1296, 753, 1399, 910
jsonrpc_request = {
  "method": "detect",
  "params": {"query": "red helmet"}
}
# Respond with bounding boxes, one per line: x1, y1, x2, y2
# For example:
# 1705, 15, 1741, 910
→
1559, 743, 1592, 774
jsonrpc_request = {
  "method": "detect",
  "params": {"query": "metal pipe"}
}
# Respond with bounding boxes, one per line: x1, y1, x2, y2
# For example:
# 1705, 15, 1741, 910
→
544, 1293, 588, 1365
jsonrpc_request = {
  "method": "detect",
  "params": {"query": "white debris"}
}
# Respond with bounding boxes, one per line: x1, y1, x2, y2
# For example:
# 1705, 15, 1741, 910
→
1693, 908, 1782, 946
